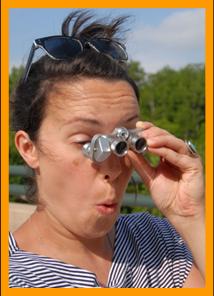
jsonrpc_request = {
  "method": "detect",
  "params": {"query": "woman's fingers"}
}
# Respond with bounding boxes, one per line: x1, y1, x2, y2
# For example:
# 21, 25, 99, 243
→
147, 134, 188, 155
136, 121, 194, 156
133, 121, 202, 176
136, 122, 170, 145
148, 146, 202, 171
127, 150, 156, 188
136, 121, 154, 129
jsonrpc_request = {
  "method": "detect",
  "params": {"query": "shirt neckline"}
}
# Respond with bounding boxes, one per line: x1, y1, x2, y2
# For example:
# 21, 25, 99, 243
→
9, 215, 126, 287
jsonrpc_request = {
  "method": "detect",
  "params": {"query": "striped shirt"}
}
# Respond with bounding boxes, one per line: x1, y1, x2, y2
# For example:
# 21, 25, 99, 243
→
9, 212, 193, 288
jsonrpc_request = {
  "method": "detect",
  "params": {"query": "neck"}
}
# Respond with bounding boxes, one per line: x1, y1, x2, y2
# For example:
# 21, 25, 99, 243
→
24, 207, 115, 264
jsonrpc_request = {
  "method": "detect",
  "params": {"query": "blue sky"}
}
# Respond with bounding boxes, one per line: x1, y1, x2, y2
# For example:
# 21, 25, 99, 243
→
10, 8, 205, 73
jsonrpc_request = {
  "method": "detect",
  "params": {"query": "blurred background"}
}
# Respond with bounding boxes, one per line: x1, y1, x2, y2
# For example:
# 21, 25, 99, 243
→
9, 8, 205, 218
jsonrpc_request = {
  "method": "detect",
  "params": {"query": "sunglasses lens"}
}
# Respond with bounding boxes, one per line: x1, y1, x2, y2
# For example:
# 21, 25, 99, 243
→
91, 39, 127, 61
43, 37, 82, 59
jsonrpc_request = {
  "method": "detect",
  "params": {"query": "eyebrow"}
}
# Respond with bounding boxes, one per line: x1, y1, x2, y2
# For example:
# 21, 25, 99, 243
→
64, 114, 139, 127
65, 117, 100, 125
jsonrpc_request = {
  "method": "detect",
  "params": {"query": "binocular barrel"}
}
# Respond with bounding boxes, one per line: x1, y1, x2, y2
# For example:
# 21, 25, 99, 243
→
128, 132, 147, 154
114, 127, 147, 154
82, 127, 147, 163
108, 136, 128, 157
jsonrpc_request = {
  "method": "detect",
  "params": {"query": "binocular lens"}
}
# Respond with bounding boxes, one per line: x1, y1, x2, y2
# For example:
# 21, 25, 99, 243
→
115, 141, 128, 155
135, 138, 147, 152
82, 127, 147, 162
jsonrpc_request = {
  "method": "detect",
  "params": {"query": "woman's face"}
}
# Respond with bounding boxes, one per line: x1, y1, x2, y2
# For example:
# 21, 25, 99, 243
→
35, 78, 140, 238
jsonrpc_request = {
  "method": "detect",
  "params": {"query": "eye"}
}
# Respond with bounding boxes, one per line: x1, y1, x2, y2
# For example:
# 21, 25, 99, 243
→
68, 134, 91, 145
76, 140, 90, 146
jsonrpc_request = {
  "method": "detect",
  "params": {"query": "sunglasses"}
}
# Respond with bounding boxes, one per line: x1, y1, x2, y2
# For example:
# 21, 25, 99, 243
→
22, 35, 128, 83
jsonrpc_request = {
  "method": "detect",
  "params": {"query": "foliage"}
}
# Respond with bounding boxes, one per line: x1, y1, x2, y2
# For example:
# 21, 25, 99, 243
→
127, 60, 146, 87
121, 206, 163, 217
9, 66, 24, 96
138, 64, 205, 161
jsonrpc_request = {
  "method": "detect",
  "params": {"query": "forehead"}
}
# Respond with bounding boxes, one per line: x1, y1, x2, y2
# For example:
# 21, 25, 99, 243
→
45, 78, 139, 129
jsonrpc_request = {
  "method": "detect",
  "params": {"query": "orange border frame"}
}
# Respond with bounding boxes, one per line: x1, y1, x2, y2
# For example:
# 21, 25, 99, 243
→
1, 1, 213, 296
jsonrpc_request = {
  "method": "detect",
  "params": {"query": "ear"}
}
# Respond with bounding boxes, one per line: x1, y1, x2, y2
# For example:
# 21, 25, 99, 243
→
15, 131, 39, 169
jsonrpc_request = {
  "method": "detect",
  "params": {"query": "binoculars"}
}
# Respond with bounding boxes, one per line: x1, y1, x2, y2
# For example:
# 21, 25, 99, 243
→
82, 127, 147, 163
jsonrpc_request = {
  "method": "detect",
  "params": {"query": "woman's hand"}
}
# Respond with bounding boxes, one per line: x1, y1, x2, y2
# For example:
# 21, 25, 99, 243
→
127, 121, 205, 222
127, 121, 205, 279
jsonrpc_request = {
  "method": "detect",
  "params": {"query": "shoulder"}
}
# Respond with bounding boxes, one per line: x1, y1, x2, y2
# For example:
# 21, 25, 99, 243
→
115, 212, 193, 287
9, 232, 50, 288
118, 211, 187, 238
117, 211, 179, 238
117, 212, 192, 253
9, 232, 78, 288
9, 232, 33, 287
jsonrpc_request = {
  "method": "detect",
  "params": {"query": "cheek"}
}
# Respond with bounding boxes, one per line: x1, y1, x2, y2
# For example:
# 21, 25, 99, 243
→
60, 155, 92, 178
60, 153, 97, 185
38, 143, 92, 179
39, 140, 83, 167
38, 154, 96, 200
72, 158, 80, 167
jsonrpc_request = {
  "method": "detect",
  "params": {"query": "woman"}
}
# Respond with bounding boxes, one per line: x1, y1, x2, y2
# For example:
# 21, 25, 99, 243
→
9, 10, 205, 288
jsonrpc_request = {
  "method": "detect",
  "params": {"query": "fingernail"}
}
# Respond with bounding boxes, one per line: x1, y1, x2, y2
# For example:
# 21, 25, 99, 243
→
136, 121, 144, 128
146, 139, 154, 145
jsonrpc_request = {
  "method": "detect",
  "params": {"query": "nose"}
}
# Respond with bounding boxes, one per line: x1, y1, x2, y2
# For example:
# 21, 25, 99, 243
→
98, 154, 122, 182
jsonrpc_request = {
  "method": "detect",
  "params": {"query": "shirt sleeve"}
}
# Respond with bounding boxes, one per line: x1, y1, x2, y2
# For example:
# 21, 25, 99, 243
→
147, 214, 193, 287
123, 212, 193, 287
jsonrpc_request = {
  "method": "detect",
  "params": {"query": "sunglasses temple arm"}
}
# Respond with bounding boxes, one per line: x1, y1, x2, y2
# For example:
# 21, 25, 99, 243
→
22, 43, 36, 83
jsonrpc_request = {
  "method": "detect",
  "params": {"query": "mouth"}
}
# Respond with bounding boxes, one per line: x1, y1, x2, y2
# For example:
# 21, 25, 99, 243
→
95, 201, 119, 215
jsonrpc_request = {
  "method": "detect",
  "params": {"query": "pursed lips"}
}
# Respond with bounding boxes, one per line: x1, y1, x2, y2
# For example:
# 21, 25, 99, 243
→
95, 199, 119, 215
96, 197, 119, 207
94, 183, 121, 213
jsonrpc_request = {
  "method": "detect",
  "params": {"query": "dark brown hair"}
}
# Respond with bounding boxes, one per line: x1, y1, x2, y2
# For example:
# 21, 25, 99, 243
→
11, 10, 140, 201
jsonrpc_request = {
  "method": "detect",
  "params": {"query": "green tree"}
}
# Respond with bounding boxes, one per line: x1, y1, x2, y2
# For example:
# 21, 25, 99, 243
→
139, 64, 205, 161
9, 66, 24, 166
9, 66, 24, 95
127, 60, 146, 87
